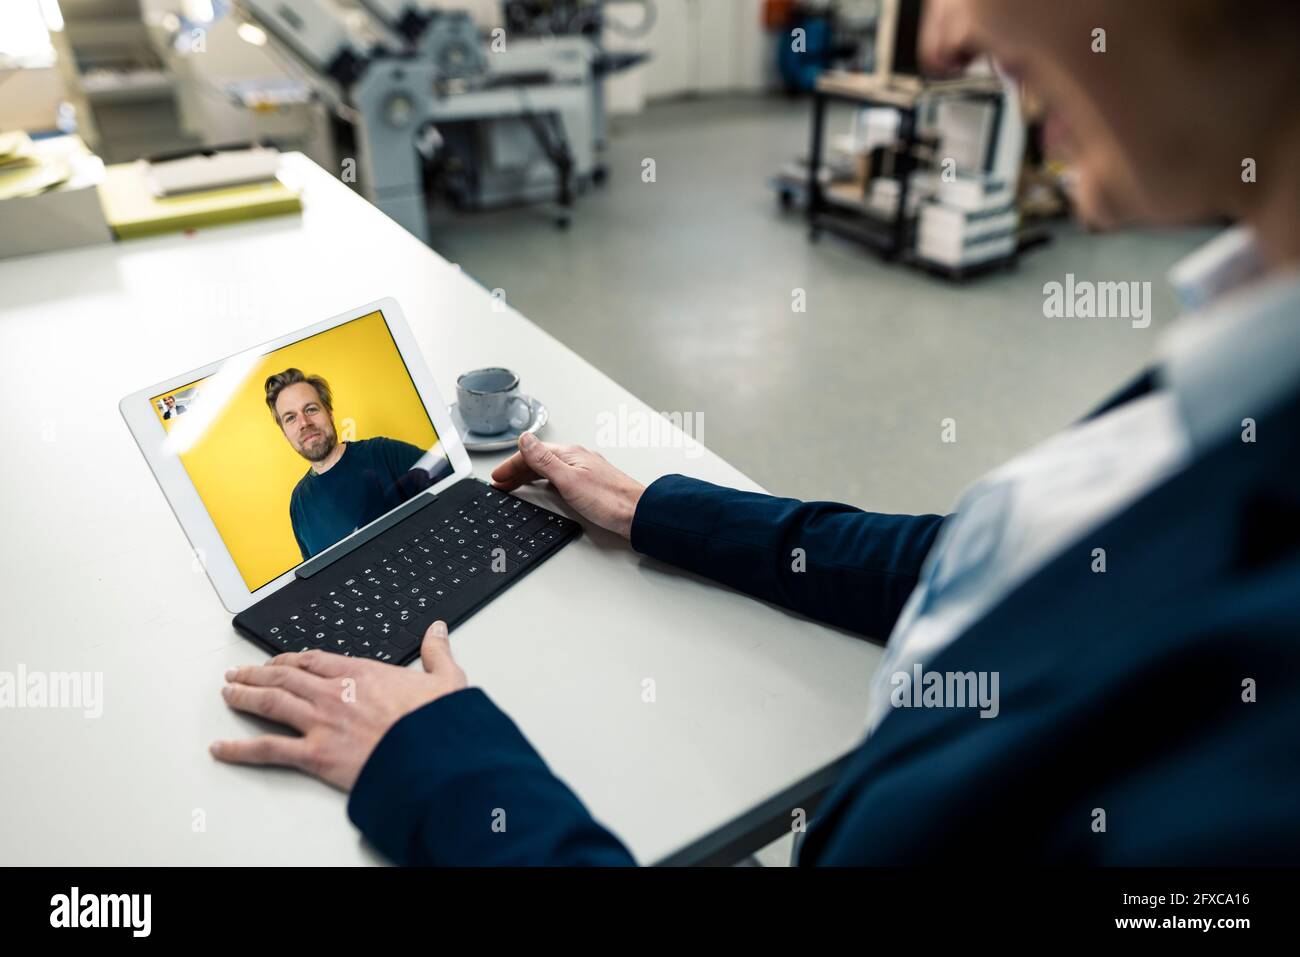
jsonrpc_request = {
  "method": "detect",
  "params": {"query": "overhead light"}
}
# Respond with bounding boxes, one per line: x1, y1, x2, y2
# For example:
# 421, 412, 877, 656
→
39, 0, 64, 32
237, 22, 268, 47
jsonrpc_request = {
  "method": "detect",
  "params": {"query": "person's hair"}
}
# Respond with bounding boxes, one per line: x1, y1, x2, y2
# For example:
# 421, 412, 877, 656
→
265, 368, 333, 424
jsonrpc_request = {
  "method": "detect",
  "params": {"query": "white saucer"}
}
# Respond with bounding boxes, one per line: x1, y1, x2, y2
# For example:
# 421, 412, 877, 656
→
449, 395, 549, 452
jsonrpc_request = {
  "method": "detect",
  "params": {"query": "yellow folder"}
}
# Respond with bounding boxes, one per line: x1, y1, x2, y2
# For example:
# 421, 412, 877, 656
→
98, 161, 303, 240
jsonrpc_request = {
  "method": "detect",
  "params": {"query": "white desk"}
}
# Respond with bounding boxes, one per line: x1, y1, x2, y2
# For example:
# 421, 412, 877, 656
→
0, 154, 880, 865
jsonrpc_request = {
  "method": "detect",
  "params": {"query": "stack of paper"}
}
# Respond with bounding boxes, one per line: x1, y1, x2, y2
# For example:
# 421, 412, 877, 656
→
914, 170, 1018, 268
0, 131, 72, 200
98, 161, 303, 239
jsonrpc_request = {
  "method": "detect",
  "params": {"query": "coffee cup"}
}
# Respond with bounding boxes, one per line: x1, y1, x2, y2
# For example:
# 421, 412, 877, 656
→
456, 367, 532, 435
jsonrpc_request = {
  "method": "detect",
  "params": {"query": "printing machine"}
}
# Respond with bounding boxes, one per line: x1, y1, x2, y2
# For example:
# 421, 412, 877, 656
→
348, 0, 604, 211
227, 0, 444, 241
224, 0, 643, 244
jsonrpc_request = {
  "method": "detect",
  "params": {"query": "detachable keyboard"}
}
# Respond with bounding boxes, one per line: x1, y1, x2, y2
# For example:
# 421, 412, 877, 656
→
233, 478, 580, 665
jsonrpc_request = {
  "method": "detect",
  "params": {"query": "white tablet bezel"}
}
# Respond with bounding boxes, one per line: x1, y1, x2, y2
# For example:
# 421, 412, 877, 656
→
120, 297, 473, 614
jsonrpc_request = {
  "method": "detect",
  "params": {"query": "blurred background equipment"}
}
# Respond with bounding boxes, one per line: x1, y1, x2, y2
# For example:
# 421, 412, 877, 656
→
773, 0, 1032, 278
50, 0, 195, 162
351, 1, 611, 218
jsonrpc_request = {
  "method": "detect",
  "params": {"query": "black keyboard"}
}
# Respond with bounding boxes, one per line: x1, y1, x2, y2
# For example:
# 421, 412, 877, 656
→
233, 478, 580, 664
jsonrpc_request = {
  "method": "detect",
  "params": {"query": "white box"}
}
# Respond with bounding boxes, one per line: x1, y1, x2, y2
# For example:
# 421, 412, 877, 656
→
937, 172, 1012, 211
0, 137, 113, 261
916, 199, 1018, 267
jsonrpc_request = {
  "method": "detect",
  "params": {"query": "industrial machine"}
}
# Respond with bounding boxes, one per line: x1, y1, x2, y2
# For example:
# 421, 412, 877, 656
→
348, 0, 603, 214
50, 0, 198, 162
202, 0, 648, 241
225, 0, 440, 241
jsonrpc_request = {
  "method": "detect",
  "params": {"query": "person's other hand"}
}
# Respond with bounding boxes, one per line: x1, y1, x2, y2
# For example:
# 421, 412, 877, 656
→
490, 432, 645, 540
210, 621, 466, 791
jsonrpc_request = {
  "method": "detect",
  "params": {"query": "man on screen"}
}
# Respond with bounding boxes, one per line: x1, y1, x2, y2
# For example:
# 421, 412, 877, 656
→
266, 368, 450, 561
162, 395, 186, 419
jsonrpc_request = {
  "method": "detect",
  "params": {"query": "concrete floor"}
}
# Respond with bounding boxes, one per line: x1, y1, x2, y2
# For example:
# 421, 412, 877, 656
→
433, 95, 1210, 518
429, 94, 1213, 866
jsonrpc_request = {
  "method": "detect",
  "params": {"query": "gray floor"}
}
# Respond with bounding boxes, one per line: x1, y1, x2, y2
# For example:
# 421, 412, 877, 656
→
430, 95, 1212, 866
433, 95, 1210, 518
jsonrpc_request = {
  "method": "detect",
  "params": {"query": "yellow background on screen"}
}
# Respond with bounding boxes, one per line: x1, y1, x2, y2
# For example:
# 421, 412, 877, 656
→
162, 311, 440, 591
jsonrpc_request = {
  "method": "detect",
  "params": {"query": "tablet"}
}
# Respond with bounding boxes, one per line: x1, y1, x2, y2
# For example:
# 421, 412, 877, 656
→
120, 298, 473, 613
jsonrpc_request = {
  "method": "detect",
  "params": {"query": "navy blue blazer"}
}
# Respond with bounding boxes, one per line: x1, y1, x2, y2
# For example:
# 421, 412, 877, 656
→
347, 373, 1300, 864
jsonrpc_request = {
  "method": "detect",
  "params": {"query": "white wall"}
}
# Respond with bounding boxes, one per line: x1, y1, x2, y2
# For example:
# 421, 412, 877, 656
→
619, 0, 771, 103
444, 0, 776, 112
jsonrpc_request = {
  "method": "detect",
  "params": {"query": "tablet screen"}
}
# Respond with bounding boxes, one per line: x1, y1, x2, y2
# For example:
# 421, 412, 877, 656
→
149, 309, 454, 591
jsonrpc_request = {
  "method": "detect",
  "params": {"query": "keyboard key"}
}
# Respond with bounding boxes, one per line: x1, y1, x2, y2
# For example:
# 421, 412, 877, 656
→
389, 630, 420, 653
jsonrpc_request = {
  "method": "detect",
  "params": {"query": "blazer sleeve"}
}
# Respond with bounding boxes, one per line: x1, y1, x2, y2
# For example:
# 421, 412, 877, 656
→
629, 475, 946, 641
348, 687, 636, 866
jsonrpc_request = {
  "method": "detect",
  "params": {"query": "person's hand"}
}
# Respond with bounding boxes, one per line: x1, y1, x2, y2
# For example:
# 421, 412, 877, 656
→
490, 432, 645, 540
210, 621, 467, 791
